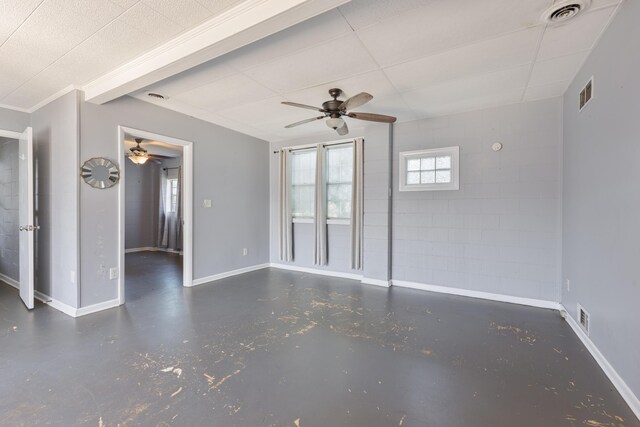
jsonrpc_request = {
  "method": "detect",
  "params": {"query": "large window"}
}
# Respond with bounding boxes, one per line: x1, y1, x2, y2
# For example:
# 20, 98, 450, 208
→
326, 145, 353, 220
290, 143, 354, 221
291, 149, 316, 218
399, 146, 459, 192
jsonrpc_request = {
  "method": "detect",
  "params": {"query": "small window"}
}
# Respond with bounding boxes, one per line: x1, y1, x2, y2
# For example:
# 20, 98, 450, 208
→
326, 144, 353, 220
165, 178, 178, 213
291, 149, 316, 218
399, 147, 459, 192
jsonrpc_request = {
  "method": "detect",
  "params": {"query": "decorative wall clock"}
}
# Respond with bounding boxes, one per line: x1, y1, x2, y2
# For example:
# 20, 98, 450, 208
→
81, 158, 120, 189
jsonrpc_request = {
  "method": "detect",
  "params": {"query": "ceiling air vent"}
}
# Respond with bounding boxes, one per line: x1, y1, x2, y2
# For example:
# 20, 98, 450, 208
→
579, 77, 593, 111
543, 0, 590, 25
577, 304, 590, 335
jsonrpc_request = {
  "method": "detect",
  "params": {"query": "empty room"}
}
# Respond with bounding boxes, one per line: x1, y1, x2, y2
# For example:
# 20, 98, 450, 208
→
0, 0, 638, 426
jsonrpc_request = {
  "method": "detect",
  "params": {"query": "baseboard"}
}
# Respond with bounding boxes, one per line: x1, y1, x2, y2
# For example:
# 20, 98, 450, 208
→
34, 291, 77, 317
392, 280, 561, 311
361, 277, 391, 287
190, 263, 271, 287
76, 298, 121, 317
125, 247, 183, 255
561, 304, 640, 421
270, 263, 363, 281
0, 272, 19, 289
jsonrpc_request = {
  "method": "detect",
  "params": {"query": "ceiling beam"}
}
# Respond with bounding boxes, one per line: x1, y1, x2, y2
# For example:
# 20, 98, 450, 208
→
83, 0, 350, 105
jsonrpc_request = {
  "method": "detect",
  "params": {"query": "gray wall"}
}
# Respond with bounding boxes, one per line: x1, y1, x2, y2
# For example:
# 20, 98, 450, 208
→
562, 0, 640, 398
0, 107, 29, 133
269, 124, 391, 282
80, 95, 269, 307
392, 99, 563, 301
124, 160, 161, 250
31, 91, 80, 308
0, 137, 19, 282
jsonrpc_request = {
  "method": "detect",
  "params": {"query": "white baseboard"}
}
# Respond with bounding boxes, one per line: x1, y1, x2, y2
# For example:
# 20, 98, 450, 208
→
76, 298, 121, 317
561, 304, 640, 421
0, 272, 20, 289
125, 247, 183, 255
34, 291, 77, 317
190, 263, 271, 287
270, 263, 364, 281
361, 277, 391, 287
392, 280, 561, 311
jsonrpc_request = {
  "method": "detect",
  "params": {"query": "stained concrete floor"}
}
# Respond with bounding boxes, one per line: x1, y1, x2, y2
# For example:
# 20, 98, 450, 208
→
0, 251, 637, 427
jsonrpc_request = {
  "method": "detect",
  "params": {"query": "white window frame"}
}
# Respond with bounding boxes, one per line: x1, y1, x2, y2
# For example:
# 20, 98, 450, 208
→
399, 146, 460, 192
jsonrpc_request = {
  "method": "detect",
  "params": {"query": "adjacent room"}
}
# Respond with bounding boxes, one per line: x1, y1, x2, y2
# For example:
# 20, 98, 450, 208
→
0, 0, 638, 426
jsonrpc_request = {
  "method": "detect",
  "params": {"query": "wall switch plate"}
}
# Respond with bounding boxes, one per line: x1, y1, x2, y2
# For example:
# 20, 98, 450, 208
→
243, 248, 248, 256
203, 199, 212, 208
109, 267, 119, 280
70, 270, 76, 284
565, 279, 570, 292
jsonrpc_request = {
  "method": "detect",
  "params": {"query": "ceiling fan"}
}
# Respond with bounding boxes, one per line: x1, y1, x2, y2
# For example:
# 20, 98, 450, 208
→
128, 138, 173, 165
282, 88, 397, 136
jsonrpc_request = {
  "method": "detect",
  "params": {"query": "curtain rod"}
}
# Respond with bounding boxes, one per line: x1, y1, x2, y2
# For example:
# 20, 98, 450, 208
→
163, 167, 180, 171
272, 137, 360, 154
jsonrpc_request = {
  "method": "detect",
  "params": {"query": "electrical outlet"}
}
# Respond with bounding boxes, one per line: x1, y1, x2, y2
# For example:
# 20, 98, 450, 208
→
109, 267, 119, 280
203, 199, 212, 208
243, 248, 248, 256
565, 279, 570, 292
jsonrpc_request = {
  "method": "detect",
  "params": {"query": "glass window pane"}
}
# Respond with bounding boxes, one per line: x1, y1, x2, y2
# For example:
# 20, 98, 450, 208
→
421, 157, 435, 170
407, 171, 420, 184
407, 158, 421, 171
436, 156, 451, 169
421, 171, 436, 184
436, 170, 451, 183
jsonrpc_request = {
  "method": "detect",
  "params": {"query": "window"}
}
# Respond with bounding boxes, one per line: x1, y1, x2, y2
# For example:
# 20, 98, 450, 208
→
165, 178, 178, 213
291, 149, 316, 218
399, 147, 459, 191
326, 145, 353, 220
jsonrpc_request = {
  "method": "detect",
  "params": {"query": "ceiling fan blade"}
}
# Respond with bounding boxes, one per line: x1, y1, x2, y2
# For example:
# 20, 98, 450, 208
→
340, 92, 373, 110
285, 116, 325, 128
348, 112, 397, 123
282, 101, 325, 112
336, 121, 349, 136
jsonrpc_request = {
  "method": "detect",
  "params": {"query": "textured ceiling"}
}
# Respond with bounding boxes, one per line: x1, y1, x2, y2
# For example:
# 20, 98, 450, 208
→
131, 0, 622, 141
0, 0, 245, 109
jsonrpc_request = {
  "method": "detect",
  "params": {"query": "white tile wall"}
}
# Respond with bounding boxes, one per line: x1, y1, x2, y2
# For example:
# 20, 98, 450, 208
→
392, 99, 563, 301
0, 137, 19, 282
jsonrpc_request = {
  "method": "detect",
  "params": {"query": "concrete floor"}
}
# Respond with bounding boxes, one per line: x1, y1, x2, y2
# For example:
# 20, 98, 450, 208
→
0, 251, 637, 427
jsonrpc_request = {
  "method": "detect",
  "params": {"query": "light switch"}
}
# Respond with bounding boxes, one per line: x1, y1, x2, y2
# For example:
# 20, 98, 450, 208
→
203, 199, 212, 208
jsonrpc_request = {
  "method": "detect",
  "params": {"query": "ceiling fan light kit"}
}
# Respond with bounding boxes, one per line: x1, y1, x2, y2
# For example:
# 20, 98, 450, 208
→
282, 88, 397, 136
128, 138, 150, 165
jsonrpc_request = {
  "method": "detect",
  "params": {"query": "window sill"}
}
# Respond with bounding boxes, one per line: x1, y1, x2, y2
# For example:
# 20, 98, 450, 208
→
292, 218, 351, 225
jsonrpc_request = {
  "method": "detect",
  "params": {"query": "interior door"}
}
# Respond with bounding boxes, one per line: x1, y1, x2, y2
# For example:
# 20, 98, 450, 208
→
18, 127, 35, 310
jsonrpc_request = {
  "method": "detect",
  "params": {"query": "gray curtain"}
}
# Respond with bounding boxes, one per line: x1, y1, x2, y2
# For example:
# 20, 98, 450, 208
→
350, 138, 364, 270
158, 167, 183, 252
314, 144, 328, 266
279, 150, 293, 261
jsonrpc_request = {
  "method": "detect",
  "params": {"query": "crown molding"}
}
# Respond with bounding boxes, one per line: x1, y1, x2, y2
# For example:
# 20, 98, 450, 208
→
82, 0, 350, 105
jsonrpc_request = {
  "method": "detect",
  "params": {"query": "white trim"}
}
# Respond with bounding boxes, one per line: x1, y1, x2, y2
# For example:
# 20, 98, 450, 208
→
361, 277, 390, 288
0, 103, 29, 113
0, 273, 20, 289
82, 0, 349, 104
34, 291, 77, 317
124, 247, 183, 255
270, 263, 363, 281
190, 263, 271, 287
399, 146, 460, 192
392, 280, 561, 310
292, 217, 313, 224
0, 129, 22, 139
76, 298, 120, 317
562, 304, 640, 421
118, 126, 194, 305
27, 85, 77, 113
292, 218, 350, 225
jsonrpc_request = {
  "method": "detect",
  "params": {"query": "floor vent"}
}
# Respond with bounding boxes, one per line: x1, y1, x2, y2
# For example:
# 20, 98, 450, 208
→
579, 78, 593, 111
578, 304, 590, 335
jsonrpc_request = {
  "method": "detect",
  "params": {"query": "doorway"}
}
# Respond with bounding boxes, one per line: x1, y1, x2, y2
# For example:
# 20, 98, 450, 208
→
117, 127, 193, 304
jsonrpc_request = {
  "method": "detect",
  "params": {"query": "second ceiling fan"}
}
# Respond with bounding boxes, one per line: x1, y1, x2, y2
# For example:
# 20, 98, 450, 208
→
282, 88, 397, 136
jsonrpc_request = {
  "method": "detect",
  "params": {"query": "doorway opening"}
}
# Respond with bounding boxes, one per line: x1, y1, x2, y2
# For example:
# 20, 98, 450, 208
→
117, 127, 193, 304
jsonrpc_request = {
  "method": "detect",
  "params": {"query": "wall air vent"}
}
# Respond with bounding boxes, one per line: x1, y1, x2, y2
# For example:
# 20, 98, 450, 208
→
543, 0, 590, 25
579, 78, 593, 111
577, 303, 590, 335
146, 92, 168, 100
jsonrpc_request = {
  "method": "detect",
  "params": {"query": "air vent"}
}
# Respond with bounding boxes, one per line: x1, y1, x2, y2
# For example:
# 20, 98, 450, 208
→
579, 77, 593, 111
577, 304, 590, 335
543, 0, 590, 25
146, 92, 168, 100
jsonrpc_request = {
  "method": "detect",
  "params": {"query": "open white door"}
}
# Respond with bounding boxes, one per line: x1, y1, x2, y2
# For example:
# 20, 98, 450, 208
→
18, 127, 35, 310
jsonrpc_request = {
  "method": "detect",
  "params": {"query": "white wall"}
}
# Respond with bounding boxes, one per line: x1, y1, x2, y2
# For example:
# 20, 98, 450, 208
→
562, 0, 640, 400
392, 99, 563, 301
0, 137, 19, 282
